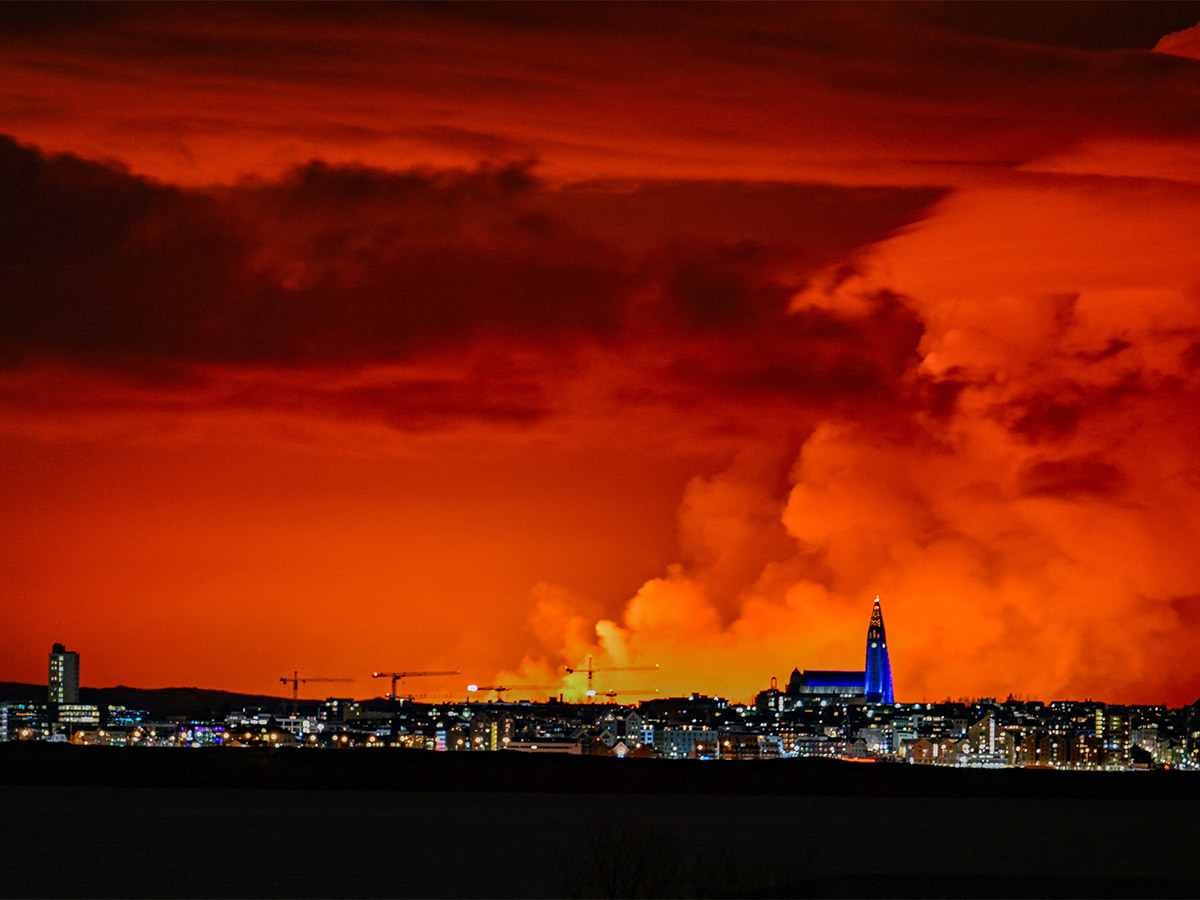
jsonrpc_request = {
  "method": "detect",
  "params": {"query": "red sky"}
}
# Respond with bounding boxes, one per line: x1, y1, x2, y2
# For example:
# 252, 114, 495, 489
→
4, 2, 1200, 705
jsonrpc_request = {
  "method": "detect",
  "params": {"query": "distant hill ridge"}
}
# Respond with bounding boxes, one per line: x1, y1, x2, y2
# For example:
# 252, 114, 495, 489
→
0, 682, 299, 717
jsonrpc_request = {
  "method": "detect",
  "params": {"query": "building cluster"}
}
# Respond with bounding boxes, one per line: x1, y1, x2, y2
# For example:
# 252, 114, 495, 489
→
7, 613, 1200, 770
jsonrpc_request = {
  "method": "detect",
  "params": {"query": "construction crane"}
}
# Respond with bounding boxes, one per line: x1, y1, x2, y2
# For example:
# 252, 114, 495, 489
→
590, 688, 659, 702
564, 656, 660, 700
466, 684, 554, 701
372, 670, 460, 703
279, 671, 355, 716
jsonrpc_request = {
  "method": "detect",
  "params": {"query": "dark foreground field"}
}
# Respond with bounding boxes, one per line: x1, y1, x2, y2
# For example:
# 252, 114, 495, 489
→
2, 744, 1198, 898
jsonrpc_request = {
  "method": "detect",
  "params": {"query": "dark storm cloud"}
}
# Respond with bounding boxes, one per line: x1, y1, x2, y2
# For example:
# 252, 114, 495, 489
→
654, 242, 796, 334
0, 135, 245, 365
655, 288, 925, 416
1181, 339, 1200, 372
219, 360, 556, 434
1001, 375, 1147, 444
0, 2, 133, 37
106, 116, 534, 160
7, 1, 1200, 194
553, 181, 947, 251
897, 1, 1200, 51
1074, 338, 1134, 364
0, 138, 625, 366
246, 155, 537, 210
1009, 396, 1085, 443
0, 135, 945, 429
718, 3, 1200, 166
1017, 454, 1129, 500
228, 158, 629, 356
1169, 593, 1200, 629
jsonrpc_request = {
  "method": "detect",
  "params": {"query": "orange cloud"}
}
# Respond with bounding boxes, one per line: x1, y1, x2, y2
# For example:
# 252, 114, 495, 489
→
3, 4, 1200, 708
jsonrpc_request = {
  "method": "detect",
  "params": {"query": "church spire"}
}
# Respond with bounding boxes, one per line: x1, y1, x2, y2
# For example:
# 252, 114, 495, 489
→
864, 596, 894, 703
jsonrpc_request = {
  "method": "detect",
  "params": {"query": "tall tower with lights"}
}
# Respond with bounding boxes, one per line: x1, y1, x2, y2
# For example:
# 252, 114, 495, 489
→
864, 597, 894, 703
49, 642, 80, 706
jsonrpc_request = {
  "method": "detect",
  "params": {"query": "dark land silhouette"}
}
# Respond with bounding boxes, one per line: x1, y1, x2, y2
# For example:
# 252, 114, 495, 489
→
0, 681, 293, 718
2, 743, 1199, 898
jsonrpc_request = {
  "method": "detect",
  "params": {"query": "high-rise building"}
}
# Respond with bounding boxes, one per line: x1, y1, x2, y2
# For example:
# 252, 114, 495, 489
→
864, 596, 894, 703
48, 643, 80, 706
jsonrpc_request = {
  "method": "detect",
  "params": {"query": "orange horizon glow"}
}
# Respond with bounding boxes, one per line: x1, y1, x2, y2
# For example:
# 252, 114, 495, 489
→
4, 4, 1200, 707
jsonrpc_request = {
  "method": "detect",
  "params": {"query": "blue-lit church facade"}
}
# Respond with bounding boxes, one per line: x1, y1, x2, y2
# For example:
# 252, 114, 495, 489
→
783, 596, 895, 704
863, 596, 894, 703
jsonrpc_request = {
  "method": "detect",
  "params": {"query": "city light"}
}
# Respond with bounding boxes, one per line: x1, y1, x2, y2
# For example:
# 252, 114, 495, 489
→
3, 622, 1197, 769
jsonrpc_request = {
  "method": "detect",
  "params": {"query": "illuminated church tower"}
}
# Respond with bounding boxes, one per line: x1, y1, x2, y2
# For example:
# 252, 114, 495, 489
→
864, 596, 894, 703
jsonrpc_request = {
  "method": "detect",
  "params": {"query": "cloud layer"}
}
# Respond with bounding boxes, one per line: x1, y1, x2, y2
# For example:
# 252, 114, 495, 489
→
0, 135, 945, 439
3, 4, 1200, 704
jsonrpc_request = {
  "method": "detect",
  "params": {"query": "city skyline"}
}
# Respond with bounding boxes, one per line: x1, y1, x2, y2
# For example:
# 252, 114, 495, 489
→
5, 4, 1200, 706
17, 592, 1197, 709
7, 631, 1200, 771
